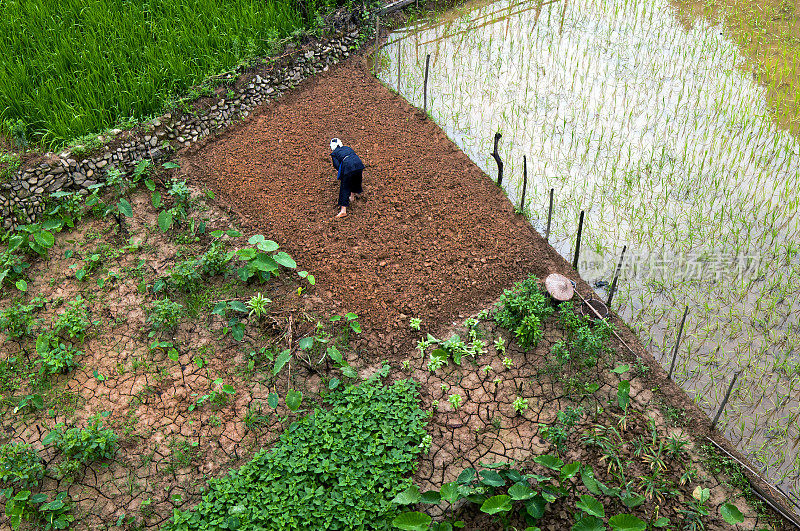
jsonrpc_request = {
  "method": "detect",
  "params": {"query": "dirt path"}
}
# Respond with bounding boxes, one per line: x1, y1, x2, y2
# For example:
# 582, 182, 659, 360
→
182, 59, 560, 350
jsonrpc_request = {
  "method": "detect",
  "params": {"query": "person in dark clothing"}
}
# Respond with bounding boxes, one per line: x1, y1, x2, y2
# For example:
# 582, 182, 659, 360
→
330, 138, 365, 219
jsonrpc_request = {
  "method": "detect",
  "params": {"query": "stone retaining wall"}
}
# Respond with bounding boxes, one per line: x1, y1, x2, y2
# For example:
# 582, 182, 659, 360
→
0, 30, 362, 229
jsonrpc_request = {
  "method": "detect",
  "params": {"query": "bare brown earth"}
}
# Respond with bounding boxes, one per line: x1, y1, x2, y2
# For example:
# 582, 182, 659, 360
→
182, 58, 561, 354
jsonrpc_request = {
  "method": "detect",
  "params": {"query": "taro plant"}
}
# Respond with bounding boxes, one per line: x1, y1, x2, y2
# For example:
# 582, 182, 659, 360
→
235, 234, 297, 282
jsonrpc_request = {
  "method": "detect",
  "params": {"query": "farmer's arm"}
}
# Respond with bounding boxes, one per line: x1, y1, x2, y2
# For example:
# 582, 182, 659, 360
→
331, 152, 341, 171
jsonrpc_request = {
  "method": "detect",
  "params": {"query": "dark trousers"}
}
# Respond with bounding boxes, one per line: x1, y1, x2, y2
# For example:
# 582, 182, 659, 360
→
338, 170, 363, 207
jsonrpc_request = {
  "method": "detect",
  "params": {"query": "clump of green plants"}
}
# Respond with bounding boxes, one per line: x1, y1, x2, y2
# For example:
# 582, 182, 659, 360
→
0, 443, 45, 487
35, 336, 81, 375
44, 413, 119, 464
167, 378, 429, 530
52, 296, 91, 343
147, 298, 185, 334
494, 274, 553, 350
512, 396, 528, 414
425, 332, 485, 372
0, 296, 44, 338
539, 405, 585, 454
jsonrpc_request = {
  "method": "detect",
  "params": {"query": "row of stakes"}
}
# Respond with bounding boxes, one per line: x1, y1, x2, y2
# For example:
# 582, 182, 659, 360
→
385, 11, 800, 522
489, 130, 742, 432
488, 132, 800, 522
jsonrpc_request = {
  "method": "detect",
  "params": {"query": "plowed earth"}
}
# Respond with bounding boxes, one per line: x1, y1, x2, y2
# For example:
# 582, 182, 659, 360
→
182, 59, 559, 351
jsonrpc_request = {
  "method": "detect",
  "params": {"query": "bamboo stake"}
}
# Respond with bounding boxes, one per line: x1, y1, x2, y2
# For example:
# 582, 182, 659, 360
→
667, 306, 689, 379
520, 155, 528, 213
423, 53, 430, 114
712, 371, 740, 429
545, 188, 554, 241
572, 210, 584, 271
606, 245, 627, 307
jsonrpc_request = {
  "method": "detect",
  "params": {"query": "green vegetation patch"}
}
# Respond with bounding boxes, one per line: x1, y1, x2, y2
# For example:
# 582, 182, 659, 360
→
168, 378, 430, 530
0, 0, 321, 144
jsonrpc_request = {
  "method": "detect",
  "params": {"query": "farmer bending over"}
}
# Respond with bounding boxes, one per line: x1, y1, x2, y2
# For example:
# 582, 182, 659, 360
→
330, 138, 364, 219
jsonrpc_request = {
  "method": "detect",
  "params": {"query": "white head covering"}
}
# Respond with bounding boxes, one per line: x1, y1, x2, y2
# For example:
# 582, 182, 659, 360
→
330, 138, 343, 151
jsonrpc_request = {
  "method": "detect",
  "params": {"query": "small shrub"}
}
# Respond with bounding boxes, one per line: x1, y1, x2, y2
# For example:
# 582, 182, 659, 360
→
167, 259, 201, 292
36, 334, 81, 374
199, 240, 231, 276
0, 443, 45, 487
147, 298, 184, 333
44, 414, 118, 463
53, 296, 90, 343
495, 274, 553, 350
0, 297, 44, 338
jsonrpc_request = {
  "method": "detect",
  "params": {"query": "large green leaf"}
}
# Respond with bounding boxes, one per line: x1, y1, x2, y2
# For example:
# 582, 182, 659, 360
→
479, 470, 505, 487
117, 198, 133, 217
480, 495, 511, 515
533, 454, 564, 471
249, 254, 279, 273
392, 485, 421, 505
561, 462, 581, 480
158, 210, 173, 232
720, 503, 744, 525
327, 346, 343, 365
267, 393, 279, 409
34, 230, 55, 248
581, 466, 602, 495
272, 349, 292, 375
508, 482, 536, 501
420, 490, 441, 504
440, 482, 460, 503
392, 512, 431, 531
273, 251, 296, 269
456, 468, 476, 485
572, 515, 606, 531
608, 514, 647, 531
575, 495, 605, 518
617, 380, 631, 411
286, 389, 302, 411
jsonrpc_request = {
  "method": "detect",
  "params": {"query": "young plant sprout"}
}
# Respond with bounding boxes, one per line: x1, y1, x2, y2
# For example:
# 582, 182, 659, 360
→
502, 357, 514, 369
409, 317, 422, 330
513, 396, 529, 414
448, 394, 462, 410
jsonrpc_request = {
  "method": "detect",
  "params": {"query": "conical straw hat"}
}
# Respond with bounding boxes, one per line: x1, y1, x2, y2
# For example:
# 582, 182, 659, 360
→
544, 273, 574, 301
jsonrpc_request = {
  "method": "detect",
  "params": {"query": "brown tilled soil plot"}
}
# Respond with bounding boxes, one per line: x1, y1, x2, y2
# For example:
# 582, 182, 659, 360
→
182, 58, 560, 352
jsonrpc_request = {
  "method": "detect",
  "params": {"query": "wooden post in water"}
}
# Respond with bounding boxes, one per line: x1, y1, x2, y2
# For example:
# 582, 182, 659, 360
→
375, 15, 380, 51
711, 371, 740, 429
491, 132, 504, 186
606, 245, 627, 308
667, 306, 689, 380
559, 0, 568, 35
423, 53, 431, 114
520, 155, 528, 213
572, 210, 584, 271
396, 40, 401, 93
545, 188, 554, 241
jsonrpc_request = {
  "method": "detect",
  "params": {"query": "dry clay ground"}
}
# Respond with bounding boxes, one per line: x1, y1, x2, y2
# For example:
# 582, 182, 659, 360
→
0, 57, 790, 529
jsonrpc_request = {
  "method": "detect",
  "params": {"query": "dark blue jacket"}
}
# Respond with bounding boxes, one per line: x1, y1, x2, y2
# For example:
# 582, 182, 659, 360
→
331, 146, 364, 180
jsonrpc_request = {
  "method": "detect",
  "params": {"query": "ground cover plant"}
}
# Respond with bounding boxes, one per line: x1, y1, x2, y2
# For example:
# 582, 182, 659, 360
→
167, 377, 429, 530
378, 0, 800, 498
0, 0, 323, 145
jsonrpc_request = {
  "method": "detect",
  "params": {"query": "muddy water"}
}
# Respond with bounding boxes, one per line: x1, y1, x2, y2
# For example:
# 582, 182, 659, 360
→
378, 0, 800, 499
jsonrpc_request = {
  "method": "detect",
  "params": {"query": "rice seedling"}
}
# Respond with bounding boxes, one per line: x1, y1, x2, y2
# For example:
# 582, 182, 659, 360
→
0, 0, 316, 145
379, 0, 800, 496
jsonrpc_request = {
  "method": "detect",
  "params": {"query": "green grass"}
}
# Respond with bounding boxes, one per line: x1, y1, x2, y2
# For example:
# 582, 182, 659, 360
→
0, 0, 322, 146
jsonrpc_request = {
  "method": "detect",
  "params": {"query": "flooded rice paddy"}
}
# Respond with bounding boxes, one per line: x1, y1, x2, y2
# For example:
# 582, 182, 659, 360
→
378, 0, 800, 501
